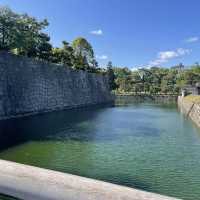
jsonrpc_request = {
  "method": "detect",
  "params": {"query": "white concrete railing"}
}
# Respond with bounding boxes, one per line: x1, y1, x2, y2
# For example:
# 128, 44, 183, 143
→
0, 159, 180, 200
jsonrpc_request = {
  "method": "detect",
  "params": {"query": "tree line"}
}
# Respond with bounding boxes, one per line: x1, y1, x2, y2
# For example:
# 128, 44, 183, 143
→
107, 62, 200, 95
0, 6, 99, 73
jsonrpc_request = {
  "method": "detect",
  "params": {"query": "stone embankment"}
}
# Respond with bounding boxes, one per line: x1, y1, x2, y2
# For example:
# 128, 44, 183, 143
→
0, 52, 113, 120
178, 96, 200, 128
115, 94, 178, 104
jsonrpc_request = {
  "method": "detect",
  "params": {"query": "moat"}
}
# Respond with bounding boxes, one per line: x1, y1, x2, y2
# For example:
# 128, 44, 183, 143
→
0, 102, 200, 200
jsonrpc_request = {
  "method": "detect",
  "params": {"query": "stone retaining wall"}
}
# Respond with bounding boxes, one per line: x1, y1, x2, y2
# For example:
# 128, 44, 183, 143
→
178, 96, 200, 128
0, 52, 113, 120
115, 94, 178, 104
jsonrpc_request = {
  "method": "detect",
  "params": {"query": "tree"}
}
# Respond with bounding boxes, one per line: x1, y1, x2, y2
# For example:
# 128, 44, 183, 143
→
106, 61, 117, 90
0, 7, 19, 50
72, 37, 97, 70
89, 59, 99, 72
61, 41, 74, 67
113, 67, 132, 93
36, 33, 52, 61
171, 63, 184, 73
51, 41, 75, 67
51, 47, 63, 64
15, 14, 50, 57
0, 6, 51, 59
73, 52, 89, 70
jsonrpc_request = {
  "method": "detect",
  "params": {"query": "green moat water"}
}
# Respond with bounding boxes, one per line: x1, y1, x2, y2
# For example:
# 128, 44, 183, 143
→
0, 102, 200, 200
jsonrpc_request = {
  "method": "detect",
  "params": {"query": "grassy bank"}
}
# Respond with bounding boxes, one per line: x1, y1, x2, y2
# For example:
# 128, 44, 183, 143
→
184, 95, 200, 103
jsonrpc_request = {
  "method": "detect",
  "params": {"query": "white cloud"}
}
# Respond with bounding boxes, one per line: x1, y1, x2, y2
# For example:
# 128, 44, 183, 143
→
131, 66, 149, 71
176, 48, 191, 55
96, 55, 108, 60
149, 48, 191, 67
185, 37, 199, 43
90, 29, 103, 35
131, 67, 139, 71
159, 51, 178, 60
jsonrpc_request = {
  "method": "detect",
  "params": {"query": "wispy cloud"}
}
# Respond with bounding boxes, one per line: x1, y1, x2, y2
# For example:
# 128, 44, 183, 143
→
185, 37, 199, 43
90, 29, 103, 35
131, 66, 145, 71
131, 67, 139, 71
149, 48, 191, 67
96, 55, 108, 60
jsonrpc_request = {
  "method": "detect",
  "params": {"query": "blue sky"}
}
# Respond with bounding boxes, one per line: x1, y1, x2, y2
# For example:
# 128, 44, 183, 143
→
1, 0, 200, 68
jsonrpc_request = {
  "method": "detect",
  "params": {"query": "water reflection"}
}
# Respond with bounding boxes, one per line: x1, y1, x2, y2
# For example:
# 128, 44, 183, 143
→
0, 106, 106, 150
0, 103, 165, 151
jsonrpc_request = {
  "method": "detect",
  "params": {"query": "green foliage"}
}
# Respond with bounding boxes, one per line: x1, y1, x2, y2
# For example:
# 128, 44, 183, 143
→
0, 6, 52, 58
51, 41, 74, 67
112, 65, 200, 95
0, 6, 100, 73
0, 7, 19, 50
184, 95, 200, 103
72, 37, 97, 71
74, 53, 88, 70
106, 61, 117, 90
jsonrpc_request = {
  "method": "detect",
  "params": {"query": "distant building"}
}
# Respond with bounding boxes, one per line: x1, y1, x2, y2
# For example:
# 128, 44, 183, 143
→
182, 83, 200, 96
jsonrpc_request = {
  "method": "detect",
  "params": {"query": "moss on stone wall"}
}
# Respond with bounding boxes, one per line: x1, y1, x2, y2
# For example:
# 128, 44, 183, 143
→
184, 95, 200, 104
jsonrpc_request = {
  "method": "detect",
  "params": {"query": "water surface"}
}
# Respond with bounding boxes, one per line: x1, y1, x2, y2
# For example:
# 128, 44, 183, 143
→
0, 102, 200, 200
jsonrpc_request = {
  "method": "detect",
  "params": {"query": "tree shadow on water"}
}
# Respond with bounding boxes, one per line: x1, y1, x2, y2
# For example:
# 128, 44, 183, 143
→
0, 106, 107, 151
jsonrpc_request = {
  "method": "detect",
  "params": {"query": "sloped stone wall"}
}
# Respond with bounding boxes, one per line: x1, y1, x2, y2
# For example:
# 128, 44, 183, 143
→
178, 96, 200, 128
0, 52, 113, 119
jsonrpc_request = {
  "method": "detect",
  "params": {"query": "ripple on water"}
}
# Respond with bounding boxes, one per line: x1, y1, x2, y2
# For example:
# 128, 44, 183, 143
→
0, 103, 200, 200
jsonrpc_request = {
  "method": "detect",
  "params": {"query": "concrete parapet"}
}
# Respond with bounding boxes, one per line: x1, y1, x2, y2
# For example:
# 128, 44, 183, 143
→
0, 159, 180, 200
